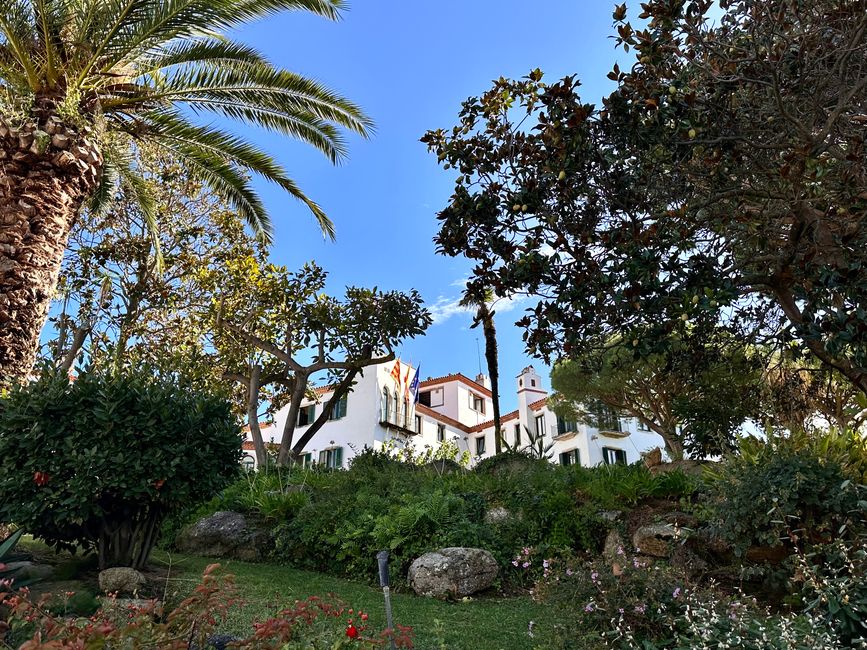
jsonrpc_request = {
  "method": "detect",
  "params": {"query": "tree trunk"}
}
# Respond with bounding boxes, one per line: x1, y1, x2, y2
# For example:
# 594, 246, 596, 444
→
277, 372, 309, 466
246, 363, 268, 467
480, 304, 502, 454
0, 112, 102, 385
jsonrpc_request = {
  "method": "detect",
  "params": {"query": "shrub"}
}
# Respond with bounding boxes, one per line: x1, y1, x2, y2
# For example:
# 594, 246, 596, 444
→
707, 441, 864, 555
0, 368, 242, 569
797, 536, 867, 645
534, 554, 691, 643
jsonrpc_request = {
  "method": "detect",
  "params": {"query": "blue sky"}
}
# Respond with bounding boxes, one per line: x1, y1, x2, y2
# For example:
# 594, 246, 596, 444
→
235, 1, 626, 412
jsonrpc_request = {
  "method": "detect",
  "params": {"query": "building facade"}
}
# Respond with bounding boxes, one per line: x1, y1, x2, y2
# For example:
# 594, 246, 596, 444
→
242, 362, 665, 469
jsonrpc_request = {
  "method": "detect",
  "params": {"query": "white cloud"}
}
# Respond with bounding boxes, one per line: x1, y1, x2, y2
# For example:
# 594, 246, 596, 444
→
427, 282, 531, 325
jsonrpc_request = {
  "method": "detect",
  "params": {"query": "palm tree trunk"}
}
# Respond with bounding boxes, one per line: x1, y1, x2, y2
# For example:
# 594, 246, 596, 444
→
480, 304, 502, 454
0, 112, 102, 385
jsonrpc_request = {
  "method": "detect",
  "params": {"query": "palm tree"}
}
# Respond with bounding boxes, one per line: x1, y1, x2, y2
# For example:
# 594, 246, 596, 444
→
0, 0, 371, 383
462, 289, 502, 453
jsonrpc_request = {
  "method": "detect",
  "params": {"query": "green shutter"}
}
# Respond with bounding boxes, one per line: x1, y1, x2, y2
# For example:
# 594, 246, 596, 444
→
319, 450, 327, 465
334, 447, 343, 468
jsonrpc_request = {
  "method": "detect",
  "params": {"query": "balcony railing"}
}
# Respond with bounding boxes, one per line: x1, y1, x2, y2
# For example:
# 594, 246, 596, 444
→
379, 408, 418, 435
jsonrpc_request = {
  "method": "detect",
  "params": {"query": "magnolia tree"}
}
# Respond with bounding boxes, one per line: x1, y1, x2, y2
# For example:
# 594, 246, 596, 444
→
210, 261, 432, 466
550, 334, 763, 458
422, 0, 867, 398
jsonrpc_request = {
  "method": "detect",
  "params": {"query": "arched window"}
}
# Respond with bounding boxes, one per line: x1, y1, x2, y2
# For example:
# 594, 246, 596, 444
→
381, 387, 390, 422
393, 390, 399, 424
403, 398, 410, 428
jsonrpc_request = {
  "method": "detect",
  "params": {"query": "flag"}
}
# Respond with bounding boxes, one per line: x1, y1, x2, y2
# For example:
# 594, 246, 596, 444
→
409, 365, 421, 403
403, 365, 413, 399
390, 359, 402, 386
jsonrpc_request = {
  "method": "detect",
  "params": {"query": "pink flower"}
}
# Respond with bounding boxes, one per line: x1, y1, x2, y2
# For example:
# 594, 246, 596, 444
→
672, 587, 681, 599
512, 560, 519, 567
584, 603, 594, 612
522, 561, 530, 568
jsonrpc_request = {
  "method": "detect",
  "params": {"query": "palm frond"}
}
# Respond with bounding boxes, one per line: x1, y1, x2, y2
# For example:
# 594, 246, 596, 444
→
140, 109, 335, 239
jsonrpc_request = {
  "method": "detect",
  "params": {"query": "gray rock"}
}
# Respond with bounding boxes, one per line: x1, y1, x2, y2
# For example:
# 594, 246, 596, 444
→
632, 523, 684, 558
5, 561, 54, 581
599, 510, 622, 522
484, 506, 511, 524
98, 567, 146, 595
408, 547, 498, 598
175, 510, 271, 561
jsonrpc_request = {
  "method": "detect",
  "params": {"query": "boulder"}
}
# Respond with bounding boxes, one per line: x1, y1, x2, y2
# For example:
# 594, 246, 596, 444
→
408, 547, 498, 598
632, 523, 684, 558
5, 561, 55, 582
175, 511, 271, 561
643, 447, 663, 469
98, 567, 146, 595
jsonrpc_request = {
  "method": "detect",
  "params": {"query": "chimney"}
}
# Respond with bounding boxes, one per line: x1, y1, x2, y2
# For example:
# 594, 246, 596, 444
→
475, 373, 491, 389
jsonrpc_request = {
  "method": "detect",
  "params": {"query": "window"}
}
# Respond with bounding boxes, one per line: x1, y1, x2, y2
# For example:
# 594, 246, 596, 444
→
418, 390, 432, 407
241, 455, 255, 470
535, 414, 545, 438
415, 415, 422, 434
297, 404, 315, 427
596, 406, 622, 432
602, 447, 627, 466
469, 393, 486, 414
531, 378, 536, 387
475, 436, 486, 455
514, 423, 521, 446
403, 398, 410, 428
319, 447, 344, 469
556, 416, 578, 435
636, 419, 651, 432
381, 388, 390, 421
328, 396, 348, 421
560, 449, 580, 466
300, 452, 313, 467
392, 390, 399, 424
437, 424, 446, 442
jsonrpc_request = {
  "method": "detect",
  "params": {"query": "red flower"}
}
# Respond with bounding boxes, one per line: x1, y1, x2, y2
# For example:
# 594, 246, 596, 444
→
32, 472, 49, 487
153, 479, 165, 490
361, 613, 368, 621
346, 624, 359, 639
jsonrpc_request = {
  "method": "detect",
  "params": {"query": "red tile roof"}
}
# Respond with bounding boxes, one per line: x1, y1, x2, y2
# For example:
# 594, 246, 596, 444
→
242, 441, 256, 451
466, 397, 549, 432
418, 373, 492, 397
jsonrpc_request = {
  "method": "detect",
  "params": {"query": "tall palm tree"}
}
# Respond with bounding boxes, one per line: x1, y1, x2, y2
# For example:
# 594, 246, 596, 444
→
0, 0, 371, 383
462, 289, 502, 454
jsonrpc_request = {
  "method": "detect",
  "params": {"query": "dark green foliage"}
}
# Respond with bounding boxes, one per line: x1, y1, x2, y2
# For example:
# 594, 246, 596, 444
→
708, 441, 865, 555
176, 449, 700, 587
0, 368, 242, 569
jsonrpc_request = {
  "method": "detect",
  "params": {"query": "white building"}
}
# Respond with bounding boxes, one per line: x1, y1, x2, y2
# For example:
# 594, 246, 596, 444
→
242, 362, 665, 469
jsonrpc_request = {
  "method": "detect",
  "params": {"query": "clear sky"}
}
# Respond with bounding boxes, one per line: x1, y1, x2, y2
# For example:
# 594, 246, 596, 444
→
234, 1, 626, 412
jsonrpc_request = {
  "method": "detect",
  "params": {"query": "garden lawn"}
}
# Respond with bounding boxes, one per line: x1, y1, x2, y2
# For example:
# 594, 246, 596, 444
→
152, 550, 571, 650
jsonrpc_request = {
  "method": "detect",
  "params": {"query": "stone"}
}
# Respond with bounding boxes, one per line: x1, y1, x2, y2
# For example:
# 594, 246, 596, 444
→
603, 529, 625, 565
484, 506, 511, 524
408, 547, 498, 598
175, 511, 272, 561
5, 561, 55, 582
599, 510, 622, 522
632, 523, 684, 558
99, 567, 146, 595
51, 133, 70, 149
643, 447, 663, 468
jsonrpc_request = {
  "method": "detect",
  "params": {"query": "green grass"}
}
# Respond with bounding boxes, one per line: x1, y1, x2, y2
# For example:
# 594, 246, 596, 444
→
151, 550, 571, 650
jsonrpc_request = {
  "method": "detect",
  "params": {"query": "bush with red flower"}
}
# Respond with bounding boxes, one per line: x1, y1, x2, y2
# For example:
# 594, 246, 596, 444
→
0, 367, 242, 570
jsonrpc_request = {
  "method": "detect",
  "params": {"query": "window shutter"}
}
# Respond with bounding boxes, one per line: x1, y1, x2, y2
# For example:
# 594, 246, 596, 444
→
319, 450, 327, 465
334, 447, 343, 468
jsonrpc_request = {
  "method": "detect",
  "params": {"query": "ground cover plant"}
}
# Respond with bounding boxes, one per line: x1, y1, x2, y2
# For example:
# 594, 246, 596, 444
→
165, 447, 702, 588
